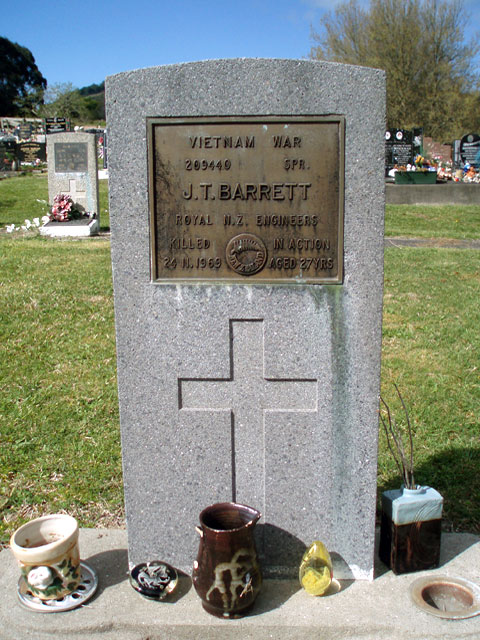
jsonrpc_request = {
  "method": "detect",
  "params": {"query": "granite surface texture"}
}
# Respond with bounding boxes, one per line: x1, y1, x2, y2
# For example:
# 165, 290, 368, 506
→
47, 131, 100, 217
106, 59, 386, 579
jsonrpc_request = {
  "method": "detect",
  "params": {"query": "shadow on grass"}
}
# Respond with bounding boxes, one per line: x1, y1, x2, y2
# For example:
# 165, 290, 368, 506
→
378, 445, 480, 535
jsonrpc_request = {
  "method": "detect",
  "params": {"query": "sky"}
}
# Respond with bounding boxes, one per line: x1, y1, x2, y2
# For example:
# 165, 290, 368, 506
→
2, 0, 480, 90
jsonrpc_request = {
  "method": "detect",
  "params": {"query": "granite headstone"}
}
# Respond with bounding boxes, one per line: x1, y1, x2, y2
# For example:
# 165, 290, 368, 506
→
106, 59, 386, 580
385, 128, 414, 172
43, 132, 100, 236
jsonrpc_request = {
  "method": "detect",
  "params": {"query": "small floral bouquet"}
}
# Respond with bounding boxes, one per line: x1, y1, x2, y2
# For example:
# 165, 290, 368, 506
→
414, 154, 427, 171
50, 194, 86, 222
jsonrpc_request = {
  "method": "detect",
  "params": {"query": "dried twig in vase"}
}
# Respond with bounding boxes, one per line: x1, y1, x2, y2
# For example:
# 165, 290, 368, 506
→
380, 384, 415, 489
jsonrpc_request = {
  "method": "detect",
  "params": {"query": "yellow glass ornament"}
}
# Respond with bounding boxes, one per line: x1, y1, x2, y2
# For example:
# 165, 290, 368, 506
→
299, 540, 333, 596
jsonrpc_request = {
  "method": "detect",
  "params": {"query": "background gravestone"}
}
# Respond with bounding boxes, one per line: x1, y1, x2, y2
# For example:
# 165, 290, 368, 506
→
16, 141, 46, 164
460, 132, 480, 166
17, 121, 33, 140
45, 117, 70, 134
385, 128, 414, 172
44, 132, 100, 236
106, 59, 386, 580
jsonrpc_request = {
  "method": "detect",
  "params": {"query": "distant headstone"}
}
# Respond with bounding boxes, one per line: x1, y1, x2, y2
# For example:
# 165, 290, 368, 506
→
42, 132, 99, 236
453, 139, 462, 168
385, 129, 414, 171
18, 121, 33, 140
45, 117, 70, 135
106, 59, 385, 580
16, 141, 46, 164
460, 133, 480, 167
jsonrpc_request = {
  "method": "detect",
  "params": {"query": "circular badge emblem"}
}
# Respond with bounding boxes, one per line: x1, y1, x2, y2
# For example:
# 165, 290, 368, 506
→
225, 233, 267, 276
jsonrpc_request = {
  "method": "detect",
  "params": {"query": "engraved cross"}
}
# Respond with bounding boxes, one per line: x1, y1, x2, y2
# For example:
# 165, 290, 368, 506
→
179, 320, 318, 510
68, 179, 86, 203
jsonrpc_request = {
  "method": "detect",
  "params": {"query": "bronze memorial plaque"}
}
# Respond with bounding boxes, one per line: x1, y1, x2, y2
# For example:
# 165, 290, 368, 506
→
54, 142, 88, 173
148, 116, 344, 284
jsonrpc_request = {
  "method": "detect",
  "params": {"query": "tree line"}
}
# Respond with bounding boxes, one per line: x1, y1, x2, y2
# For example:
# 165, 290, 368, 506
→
0, 37, 104, 123
40, 82, 105, 122
310, 0, 480, 141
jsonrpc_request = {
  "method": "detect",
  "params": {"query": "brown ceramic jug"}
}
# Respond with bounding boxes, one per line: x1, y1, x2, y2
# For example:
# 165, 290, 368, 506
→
192, 502, 262, 618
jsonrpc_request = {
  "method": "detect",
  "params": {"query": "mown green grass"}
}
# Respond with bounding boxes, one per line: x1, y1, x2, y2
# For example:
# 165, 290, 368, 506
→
379, 248, 480, 532
0, 174, 48, 226
0, 174, 110, 231
385, 204, 480, 239
0, 237, 121, 542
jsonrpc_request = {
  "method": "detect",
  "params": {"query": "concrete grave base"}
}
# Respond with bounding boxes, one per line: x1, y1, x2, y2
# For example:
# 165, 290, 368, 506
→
40, 218, 100, 237
0, 528, 479, 640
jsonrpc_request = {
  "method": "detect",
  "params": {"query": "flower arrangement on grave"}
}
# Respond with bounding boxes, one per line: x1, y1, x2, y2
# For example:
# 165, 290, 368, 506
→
394, 154, 435, 173
49, 193, 91, 222
413, 154, 433, 173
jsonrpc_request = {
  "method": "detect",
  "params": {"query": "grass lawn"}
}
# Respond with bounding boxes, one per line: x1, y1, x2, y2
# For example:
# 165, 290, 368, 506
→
0, 237, 121, 541
0, 174, 110, 231
0, 179, 479, 541
385, 203, 480, 239
379, 247, 479, 532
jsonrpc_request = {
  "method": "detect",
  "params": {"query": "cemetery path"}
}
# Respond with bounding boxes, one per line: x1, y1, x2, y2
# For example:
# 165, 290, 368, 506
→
385, 237, 480, 249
